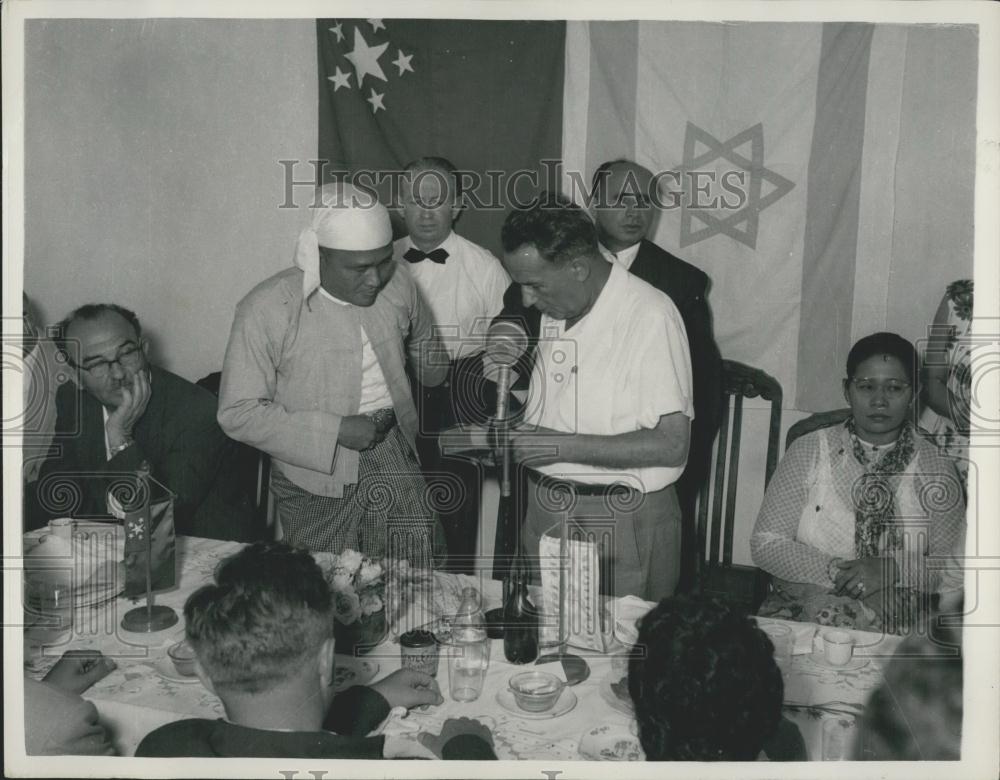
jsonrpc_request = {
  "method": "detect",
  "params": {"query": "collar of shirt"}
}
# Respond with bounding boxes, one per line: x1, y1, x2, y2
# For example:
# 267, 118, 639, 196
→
599, 241, 641, 271
540, 259, 623, 337
402, 230, 456, 261
318, 286, 352, 306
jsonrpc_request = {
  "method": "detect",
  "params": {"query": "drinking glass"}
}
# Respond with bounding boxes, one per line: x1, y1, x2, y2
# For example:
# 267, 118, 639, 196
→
446, 629, 490, 702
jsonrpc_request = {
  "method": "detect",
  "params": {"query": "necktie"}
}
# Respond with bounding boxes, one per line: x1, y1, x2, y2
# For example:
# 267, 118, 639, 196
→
403, 247, 449, 265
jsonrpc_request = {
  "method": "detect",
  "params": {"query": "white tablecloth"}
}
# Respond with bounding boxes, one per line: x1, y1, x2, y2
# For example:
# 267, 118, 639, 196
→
24, 535, 898, 760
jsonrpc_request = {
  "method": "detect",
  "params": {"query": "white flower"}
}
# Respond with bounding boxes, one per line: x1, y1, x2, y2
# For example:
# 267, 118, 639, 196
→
357, 561, 383, 587
359, 593, 384, 616
331, 572, 353, 593
334, 590, 362, 624
338, 549, 364, 574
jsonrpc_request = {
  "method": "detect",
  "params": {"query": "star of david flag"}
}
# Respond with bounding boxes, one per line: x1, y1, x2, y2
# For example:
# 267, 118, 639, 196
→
562, 21, 976, 411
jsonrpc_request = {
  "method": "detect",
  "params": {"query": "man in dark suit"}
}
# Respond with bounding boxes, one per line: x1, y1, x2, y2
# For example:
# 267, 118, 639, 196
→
591, 160, 723, 590
28, 303, 254, 540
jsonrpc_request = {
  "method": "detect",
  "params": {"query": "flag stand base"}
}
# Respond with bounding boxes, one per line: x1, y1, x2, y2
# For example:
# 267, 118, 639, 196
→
121, 605, 178, 633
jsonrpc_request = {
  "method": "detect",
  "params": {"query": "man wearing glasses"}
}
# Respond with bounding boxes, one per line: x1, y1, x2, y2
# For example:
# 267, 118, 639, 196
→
27, 304, 251, 540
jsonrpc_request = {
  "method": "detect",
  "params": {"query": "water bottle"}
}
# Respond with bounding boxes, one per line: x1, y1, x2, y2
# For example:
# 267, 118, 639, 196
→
448, 586, 490, 701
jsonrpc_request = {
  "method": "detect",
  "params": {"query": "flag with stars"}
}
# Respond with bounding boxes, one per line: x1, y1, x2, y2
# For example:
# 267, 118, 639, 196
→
121, 475, 176, 597
318, 19, 565, 255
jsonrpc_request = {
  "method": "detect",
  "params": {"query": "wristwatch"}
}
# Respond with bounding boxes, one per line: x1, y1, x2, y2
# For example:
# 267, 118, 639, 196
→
109, 436, 135, 457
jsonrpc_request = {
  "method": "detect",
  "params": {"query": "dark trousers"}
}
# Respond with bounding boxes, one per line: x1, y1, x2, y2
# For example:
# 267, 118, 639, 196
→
411, 367, 485, 574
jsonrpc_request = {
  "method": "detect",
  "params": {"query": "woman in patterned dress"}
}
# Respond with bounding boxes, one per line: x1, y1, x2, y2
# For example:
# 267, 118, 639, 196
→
750, 333, 965, 633
920, 279, 973, 484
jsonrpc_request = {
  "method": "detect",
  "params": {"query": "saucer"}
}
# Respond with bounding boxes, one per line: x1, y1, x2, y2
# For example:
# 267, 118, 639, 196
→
805, 651, 868, 672
333, 656, 379, 691
151, 656, 201, 684
578, 724, 645, 761
496, 686, 577, 719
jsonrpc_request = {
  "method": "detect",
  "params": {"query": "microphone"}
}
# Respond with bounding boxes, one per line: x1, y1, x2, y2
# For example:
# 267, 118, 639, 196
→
484, 320, 528, 424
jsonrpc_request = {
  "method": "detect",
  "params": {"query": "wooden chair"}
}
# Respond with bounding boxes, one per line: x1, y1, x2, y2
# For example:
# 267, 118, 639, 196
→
696, 360, 782, 613
196, 371, 272, 537
786, 408, 851, 449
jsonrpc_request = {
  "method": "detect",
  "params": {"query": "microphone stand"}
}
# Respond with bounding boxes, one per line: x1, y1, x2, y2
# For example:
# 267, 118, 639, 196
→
492, 364, 515, 582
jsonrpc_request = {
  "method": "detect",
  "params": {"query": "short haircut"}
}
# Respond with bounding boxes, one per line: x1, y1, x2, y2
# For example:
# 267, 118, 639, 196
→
500, 191, 597, 264
628, 596, 784, 761
403, 156, 461, 198
184, 542, 333, 695
55, 303, 142, 352
846, 332, 918, 384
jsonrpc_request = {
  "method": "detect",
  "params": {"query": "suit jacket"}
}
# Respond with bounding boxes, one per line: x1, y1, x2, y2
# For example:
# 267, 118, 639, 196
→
31, 365, 254, 540
629, 239, 723, 490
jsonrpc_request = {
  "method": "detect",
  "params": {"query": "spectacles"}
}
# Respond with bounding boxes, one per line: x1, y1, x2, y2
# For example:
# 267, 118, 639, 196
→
72, 343, 143, 379
849, 378, 911, 399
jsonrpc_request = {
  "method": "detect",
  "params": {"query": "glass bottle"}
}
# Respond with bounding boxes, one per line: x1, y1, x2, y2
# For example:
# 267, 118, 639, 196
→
503, 557, 539, 664
448, 587, 489, 702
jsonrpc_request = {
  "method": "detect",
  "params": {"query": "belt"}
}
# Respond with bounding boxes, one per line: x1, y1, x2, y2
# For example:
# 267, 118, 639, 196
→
527, 470, 636, 498
365, 407, 397, 436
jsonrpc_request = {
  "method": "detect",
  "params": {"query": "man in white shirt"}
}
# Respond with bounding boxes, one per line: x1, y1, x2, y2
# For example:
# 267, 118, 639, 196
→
499, 193, 694, 600
219, 184, 447, 568
394, 158, 510, 572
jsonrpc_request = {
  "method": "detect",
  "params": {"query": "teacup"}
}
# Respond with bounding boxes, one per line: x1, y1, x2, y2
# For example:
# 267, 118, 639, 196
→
822, 629, 854, 666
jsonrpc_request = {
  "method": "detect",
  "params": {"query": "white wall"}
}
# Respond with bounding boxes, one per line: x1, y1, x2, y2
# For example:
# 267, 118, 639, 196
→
25, 19, 318, 383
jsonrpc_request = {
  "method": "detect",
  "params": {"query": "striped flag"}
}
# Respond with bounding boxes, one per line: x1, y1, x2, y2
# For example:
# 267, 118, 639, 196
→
563, 20, 977, 411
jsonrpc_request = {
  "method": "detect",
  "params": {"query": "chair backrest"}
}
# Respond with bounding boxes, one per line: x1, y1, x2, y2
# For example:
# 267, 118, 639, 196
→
697, 360, 783, 568
786, 408, 851, 449
196, 371, 271, 533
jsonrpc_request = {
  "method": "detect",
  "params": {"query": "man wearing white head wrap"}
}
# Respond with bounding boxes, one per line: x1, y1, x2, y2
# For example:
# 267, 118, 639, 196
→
218, 184, 448, 565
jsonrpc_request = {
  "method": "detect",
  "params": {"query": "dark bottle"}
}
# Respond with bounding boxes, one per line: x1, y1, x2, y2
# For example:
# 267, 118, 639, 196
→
502, 557, 539, 664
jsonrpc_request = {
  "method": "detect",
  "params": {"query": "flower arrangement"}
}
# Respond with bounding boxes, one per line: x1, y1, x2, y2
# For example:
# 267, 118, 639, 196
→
320, 549, 429, 627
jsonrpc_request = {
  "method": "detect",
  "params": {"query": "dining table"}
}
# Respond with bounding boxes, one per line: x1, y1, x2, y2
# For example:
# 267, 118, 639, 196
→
22, 532, 902, 760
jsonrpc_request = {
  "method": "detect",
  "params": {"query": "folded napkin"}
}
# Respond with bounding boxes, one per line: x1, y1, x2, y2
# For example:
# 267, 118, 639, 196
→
606, 595, 657, 647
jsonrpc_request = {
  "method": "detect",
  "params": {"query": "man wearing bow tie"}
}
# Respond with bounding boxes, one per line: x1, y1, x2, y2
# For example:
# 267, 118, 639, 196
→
394, 158, 510, 572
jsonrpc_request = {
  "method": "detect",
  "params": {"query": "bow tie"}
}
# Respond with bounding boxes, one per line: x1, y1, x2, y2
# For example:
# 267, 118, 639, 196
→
403, 247, 449, 265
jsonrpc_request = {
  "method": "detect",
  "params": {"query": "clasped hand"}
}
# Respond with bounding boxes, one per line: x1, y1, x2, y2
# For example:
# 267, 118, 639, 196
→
833, 556, 899, 597
338, 415, 386, 451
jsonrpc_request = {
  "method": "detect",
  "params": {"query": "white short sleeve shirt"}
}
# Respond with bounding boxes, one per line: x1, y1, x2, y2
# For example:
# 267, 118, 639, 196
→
524, 262, 694, 492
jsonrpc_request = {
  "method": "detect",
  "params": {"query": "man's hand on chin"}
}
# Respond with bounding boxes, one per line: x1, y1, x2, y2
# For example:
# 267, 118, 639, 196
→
106, 369, 152, 449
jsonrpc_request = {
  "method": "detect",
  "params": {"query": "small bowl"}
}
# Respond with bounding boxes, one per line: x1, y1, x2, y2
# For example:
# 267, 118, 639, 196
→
508, 670, 565, 713
167, 640, 198, 677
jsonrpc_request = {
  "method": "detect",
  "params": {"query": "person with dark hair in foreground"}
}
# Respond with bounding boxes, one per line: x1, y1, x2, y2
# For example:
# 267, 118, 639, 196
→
136, 542, 495, 759
628, 596, 801, 761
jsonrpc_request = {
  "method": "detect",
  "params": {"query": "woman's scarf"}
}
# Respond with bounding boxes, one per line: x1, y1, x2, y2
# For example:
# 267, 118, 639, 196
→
845, 417, 916, 558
